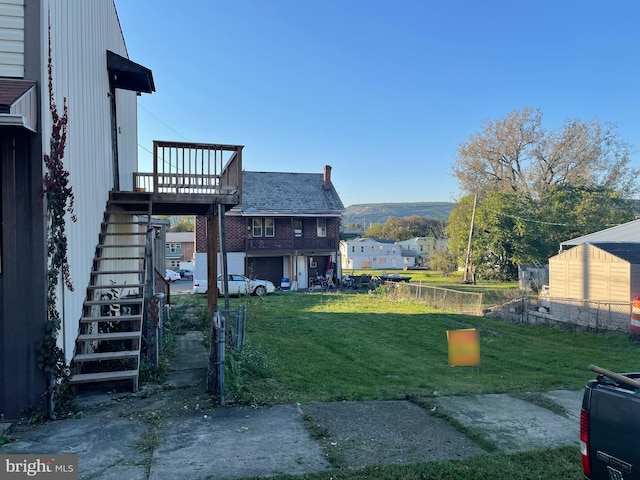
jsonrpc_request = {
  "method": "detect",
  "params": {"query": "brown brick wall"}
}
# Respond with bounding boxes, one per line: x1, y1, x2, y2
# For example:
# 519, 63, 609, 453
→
195, 215, 341, 253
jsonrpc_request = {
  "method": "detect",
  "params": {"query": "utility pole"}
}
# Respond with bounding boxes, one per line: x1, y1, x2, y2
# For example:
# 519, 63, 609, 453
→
463, 193, 477, 284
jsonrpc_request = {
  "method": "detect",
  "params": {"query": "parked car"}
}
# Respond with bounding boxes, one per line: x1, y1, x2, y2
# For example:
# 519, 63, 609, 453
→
191, 274, 275, 296
165, 269, 181, 282
177, 269, 194, 280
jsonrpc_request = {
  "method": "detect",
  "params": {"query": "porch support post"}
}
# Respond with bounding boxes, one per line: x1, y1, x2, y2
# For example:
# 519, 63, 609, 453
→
206, 207, 220, 397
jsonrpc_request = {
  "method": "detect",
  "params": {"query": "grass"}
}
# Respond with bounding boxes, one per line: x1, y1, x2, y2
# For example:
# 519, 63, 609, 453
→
169, 288, 638, 479
266, 446, 583, 480
236, 291, 640, 403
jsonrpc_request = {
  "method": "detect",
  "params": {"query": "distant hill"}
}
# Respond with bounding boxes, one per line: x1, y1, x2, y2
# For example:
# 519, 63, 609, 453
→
343, 202, 455, 226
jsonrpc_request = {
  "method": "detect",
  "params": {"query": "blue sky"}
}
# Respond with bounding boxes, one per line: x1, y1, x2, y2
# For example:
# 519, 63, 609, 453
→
116, 1, 640, 207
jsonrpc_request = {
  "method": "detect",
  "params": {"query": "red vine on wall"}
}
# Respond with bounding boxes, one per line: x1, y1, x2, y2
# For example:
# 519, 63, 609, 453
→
40, 12, 77, 416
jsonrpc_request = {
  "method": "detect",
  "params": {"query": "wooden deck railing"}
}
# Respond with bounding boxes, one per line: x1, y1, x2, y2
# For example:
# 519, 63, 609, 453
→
133, 140, 243, 199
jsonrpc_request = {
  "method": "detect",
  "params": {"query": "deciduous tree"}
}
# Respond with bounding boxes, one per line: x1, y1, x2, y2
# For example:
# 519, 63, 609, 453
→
453, 107, 638, 199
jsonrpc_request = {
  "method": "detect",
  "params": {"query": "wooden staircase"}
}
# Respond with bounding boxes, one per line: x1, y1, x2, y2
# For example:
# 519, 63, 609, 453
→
69, 199, 152, 391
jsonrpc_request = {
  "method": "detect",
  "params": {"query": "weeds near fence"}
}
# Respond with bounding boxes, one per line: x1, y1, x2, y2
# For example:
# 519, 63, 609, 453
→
380, 281, 484, 314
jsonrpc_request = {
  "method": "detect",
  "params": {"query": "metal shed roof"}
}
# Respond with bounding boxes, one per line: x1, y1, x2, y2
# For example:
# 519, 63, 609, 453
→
560, 219, 640, 251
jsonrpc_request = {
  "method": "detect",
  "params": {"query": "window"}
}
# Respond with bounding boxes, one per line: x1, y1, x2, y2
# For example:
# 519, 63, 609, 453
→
169, 259, 180, 268
252, 218, 262, 237
351, 246, 355, 253
293, 219, 303, 237
168, 243, 179, 253
265, 218, 275, 237
317, 218, 327, 237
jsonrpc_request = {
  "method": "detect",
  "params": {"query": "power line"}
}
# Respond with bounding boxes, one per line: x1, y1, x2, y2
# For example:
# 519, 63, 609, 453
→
138, 103, 190, 141
485, 208, 621, 229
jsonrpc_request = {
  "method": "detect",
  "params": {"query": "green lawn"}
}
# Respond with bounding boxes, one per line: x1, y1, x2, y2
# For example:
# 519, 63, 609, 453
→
236, 291, 640, 404
173, 289, 638, 480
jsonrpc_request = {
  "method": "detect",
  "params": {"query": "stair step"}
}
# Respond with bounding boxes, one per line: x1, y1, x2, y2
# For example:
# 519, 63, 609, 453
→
81, 314, 141, 323
73, 350, 140, 362
78, 331, 141, 342
69, 370, 139, 385
94, 256, 145, 261
97, 244, 146, 249
84, 298, 143, 307
91, 270, 145, 275
103, 221, 149, 226
101, 232, 147, 236
87, 283, 144, 290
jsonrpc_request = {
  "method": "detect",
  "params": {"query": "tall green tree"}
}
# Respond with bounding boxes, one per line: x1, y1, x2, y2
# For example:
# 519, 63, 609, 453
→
447, 189, 634, 280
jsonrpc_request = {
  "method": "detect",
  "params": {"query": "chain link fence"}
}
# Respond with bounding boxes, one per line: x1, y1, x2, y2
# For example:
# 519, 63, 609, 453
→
485, 295, 634, 334
380, 281, 483, 315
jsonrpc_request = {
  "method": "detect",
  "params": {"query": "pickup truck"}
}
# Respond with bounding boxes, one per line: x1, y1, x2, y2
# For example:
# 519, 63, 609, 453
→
581, 364, 640, 479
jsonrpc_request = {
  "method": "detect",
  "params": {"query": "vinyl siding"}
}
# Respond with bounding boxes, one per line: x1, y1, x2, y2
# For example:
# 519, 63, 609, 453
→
0, 0, 24, 77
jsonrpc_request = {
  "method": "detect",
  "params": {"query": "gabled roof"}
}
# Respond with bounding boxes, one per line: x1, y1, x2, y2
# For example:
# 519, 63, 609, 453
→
590, 242, 640, 264
230, 170, 345, 216
560, 219, 640, 251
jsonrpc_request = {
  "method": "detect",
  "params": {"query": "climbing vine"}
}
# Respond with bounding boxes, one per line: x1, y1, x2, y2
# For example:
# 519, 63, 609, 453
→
39, 14, 76, 416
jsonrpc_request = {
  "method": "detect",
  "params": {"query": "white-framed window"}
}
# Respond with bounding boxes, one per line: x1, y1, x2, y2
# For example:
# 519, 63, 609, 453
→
169, 259, 180, 268
293, 219, 303, 237
168, 243, 178, 253
252, 218, 262, 237
317, 218, 327, 237
265, 218, 275, 237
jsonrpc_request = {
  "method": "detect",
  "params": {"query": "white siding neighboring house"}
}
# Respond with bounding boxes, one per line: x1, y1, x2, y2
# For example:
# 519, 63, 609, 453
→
0, 0, 24, 78
340, 238, 415, 270
396, 237, 443, 267
1, 0, 155, 418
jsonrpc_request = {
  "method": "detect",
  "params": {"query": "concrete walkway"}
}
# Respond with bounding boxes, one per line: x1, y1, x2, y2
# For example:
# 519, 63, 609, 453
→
0, 332, 583, 480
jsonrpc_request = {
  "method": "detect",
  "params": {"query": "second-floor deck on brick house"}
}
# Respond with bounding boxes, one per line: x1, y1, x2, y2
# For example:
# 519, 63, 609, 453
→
194, 166, 345, 288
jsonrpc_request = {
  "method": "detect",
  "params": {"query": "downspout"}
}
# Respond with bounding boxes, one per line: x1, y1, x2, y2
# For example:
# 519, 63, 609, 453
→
108, 84, 119, 191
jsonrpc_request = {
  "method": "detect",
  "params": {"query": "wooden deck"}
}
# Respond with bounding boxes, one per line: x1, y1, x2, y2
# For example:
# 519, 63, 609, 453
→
123, 140, 243, 215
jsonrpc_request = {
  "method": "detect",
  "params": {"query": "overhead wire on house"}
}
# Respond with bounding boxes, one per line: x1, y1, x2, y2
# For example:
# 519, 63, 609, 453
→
137, 103, 191, 172
138, 103, 190, 141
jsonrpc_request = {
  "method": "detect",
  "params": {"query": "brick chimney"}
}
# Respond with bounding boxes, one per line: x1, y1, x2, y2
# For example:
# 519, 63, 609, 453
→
323, 165, 332, 190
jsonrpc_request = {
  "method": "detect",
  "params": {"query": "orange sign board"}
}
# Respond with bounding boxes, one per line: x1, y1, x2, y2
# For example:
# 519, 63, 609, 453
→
447, 328, 480, 366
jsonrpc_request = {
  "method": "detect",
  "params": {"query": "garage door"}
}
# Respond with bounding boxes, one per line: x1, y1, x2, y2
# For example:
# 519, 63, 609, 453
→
246, 257, 284, 287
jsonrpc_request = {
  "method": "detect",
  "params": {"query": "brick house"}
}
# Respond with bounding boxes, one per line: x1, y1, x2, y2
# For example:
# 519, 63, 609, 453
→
194, 166, 344, 289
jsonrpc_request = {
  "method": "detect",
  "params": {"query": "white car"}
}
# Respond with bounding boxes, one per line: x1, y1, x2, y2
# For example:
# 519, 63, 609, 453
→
165, 269, 181, 282
191, 274, 276, 296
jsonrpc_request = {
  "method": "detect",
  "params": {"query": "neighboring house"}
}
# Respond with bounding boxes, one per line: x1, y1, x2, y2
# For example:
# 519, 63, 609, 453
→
340, 237, 415, 270
166, 231, 195, 269
194, 166, 345, 289
546, 242, 640, 331
0, 1, 242, 418
396, 237, 442, 267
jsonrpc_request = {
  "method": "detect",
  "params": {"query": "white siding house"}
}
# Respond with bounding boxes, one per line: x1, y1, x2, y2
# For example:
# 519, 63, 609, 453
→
340, 238, 415, 270
45, 1, 140, 361
0, 0, 24, 77
1, 0, 155, 418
